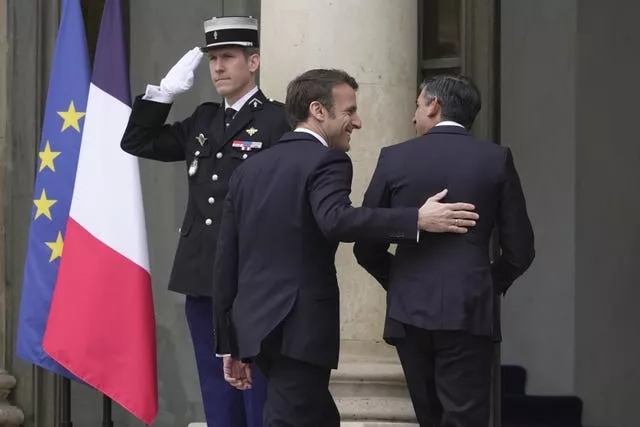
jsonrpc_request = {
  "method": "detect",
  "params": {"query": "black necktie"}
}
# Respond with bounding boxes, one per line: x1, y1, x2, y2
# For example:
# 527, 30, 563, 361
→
225, 107, 236, 129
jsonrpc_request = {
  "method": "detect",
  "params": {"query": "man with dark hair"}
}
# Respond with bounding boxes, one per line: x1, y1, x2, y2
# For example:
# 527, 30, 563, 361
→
353, 74, 535, 427
120, 16, 289, 427
212, 68, 481, 426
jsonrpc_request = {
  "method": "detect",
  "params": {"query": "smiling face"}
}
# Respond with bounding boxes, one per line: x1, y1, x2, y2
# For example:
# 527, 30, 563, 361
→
207, 46, 259, 104
321, 83, 362, 152
285, 69, 362, 149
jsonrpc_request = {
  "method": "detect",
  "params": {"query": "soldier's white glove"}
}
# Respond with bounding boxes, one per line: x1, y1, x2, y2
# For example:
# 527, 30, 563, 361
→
143, 47, 204, 104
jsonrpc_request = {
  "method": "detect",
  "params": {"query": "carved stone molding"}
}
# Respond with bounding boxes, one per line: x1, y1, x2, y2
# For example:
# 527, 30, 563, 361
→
0, 370, 24, 426
0, 0, 21, 425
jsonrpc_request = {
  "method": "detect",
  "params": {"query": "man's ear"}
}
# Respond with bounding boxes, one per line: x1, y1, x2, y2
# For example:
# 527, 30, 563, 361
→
248, 54, 260, 73
308, 101, 326, 122
426, 96, 440, 119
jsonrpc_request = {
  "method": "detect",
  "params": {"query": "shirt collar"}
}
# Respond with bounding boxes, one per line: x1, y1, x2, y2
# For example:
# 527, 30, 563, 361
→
294, 127, 328, 147
225, 86, 260, 111
435, 120, 465, 128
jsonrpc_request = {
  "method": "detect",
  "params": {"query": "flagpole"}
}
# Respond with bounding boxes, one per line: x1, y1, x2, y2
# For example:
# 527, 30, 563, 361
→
102, 394, 114, 427
60, 377, 72, 427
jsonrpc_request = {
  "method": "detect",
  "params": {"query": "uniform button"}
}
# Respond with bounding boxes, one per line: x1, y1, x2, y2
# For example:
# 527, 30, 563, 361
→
216, 152, 223, 159
212, 174, 219, 181
195, 150, 201, 156
242, 153, 248, 160
205, 218, 213, 226
208, 197, 215, 204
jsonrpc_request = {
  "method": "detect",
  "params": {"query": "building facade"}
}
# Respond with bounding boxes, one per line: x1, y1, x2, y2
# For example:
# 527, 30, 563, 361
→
1, 1, 639, 426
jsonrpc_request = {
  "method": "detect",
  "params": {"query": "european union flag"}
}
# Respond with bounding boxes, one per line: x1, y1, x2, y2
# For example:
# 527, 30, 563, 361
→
16, 0, 90, 377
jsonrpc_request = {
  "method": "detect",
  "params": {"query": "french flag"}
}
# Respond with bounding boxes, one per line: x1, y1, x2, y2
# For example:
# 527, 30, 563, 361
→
42, 0, 158, 424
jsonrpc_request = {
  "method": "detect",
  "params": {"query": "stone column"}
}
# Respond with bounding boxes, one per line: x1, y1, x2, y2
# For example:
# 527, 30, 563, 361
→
260, 1, 418, 424
0, 0, 24, 424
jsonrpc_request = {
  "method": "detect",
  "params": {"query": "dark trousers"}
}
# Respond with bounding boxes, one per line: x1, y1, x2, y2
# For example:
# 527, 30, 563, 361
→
254, 327, 340, 427
185, 296, 268, 427
395, 325, 493, 427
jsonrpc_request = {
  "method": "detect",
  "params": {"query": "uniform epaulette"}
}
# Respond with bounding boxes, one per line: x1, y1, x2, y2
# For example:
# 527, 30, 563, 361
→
267, 98, 284, 107
201, 101, 221, 108
196, 101, 222, 115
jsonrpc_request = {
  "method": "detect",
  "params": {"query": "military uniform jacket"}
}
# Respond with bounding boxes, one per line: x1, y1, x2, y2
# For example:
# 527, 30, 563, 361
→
121, 89, 290, 296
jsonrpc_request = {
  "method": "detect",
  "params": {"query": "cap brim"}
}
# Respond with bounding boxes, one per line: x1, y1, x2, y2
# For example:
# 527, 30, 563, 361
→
200, 41, 257, 52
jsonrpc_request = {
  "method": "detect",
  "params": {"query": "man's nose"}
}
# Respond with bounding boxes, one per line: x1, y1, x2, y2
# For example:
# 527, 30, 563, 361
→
352, 114, 363, 129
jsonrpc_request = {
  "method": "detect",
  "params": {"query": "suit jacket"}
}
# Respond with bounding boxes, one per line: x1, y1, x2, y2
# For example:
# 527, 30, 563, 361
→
120, 89, 290, 296
353, 125, 535, 342
212, 131, 419, 368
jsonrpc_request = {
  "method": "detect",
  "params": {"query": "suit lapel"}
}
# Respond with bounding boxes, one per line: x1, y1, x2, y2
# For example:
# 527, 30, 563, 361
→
213, 89, 268, 152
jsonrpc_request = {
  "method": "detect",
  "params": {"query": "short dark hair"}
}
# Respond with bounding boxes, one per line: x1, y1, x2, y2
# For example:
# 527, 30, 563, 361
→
420, 74, 481, 129
285, 69, 359, 127
242, 47, 260, 58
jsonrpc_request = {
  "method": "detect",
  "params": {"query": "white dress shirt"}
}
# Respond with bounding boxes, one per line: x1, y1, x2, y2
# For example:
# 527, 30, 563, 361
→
435, 120, 465, 128
225, 86, 259, 112
294, 127, 329, 147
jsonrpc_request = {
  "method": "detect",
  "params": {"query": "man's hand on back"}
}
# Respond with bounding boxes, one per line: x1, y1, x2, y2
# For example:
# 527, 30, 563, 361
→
418, 189, 479, 233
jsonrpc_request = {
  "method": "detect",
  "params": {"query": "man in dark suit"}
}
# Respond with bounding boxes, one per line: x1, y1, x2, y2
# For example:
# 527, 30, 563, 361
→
353, 74, 535, 427
120, 16, 289, 427
211, 69, 482, 427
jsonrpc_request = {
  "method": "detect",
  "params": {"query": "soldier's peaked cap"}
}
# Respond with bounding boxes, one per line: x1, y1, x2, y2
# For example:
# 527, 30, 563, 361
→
200, 16, 259, 52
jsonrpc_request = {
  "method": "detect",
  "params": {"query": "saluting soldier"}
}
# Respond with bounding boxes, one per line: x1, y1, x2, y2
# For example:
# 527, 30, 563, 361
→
120, 16, 289, 427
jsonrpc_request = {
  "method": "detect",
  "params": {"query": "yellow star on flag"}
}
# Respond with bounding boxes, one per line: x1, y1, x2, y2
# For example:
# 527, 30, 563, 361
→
33, 189, 57, 220
57, 101, 86, 132
45, 231, 64, 262
39, 141, 61, 172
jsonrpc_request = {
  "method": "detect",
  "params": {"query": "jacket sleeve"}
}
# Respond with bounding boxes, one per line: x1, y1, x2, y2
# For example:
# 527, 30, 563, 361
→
120, 95, 213, 162
308, 148, 418, 244
211, 187, 240, 356
353, 149, 395, 290
492, 148, 535, 294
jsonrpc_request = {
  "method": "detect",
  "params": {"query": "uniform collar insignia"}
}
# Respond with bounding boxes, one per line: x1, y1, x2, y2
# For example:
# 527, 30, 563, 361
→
249, 97, 263, 109
196, 133, 207, 146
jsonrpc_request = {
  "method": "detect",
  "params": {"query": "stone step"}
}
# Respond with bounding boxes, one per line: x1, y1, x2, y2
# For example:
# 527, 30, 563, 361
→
341, 423, 419, 427
190, 421, 419, 427
331, 340, 411, 401
332, 340, 417, 422
336, 396, 417, 422
332, 360, 407, 382
330, 360, 410, 399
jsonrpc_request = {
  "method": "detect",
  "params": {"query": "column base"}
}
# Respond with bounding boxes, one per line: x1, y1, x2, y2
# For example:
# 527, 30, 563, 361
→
331, 340, 417, 423
341, 423, 419, 427
0, 370, 25, 426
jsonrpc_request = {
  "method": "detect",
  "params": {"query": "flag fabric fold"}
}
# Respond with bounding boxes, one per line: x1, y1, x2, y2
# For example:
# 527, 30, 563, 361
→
16, 0, 89, 380
41, 0, 158, 424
